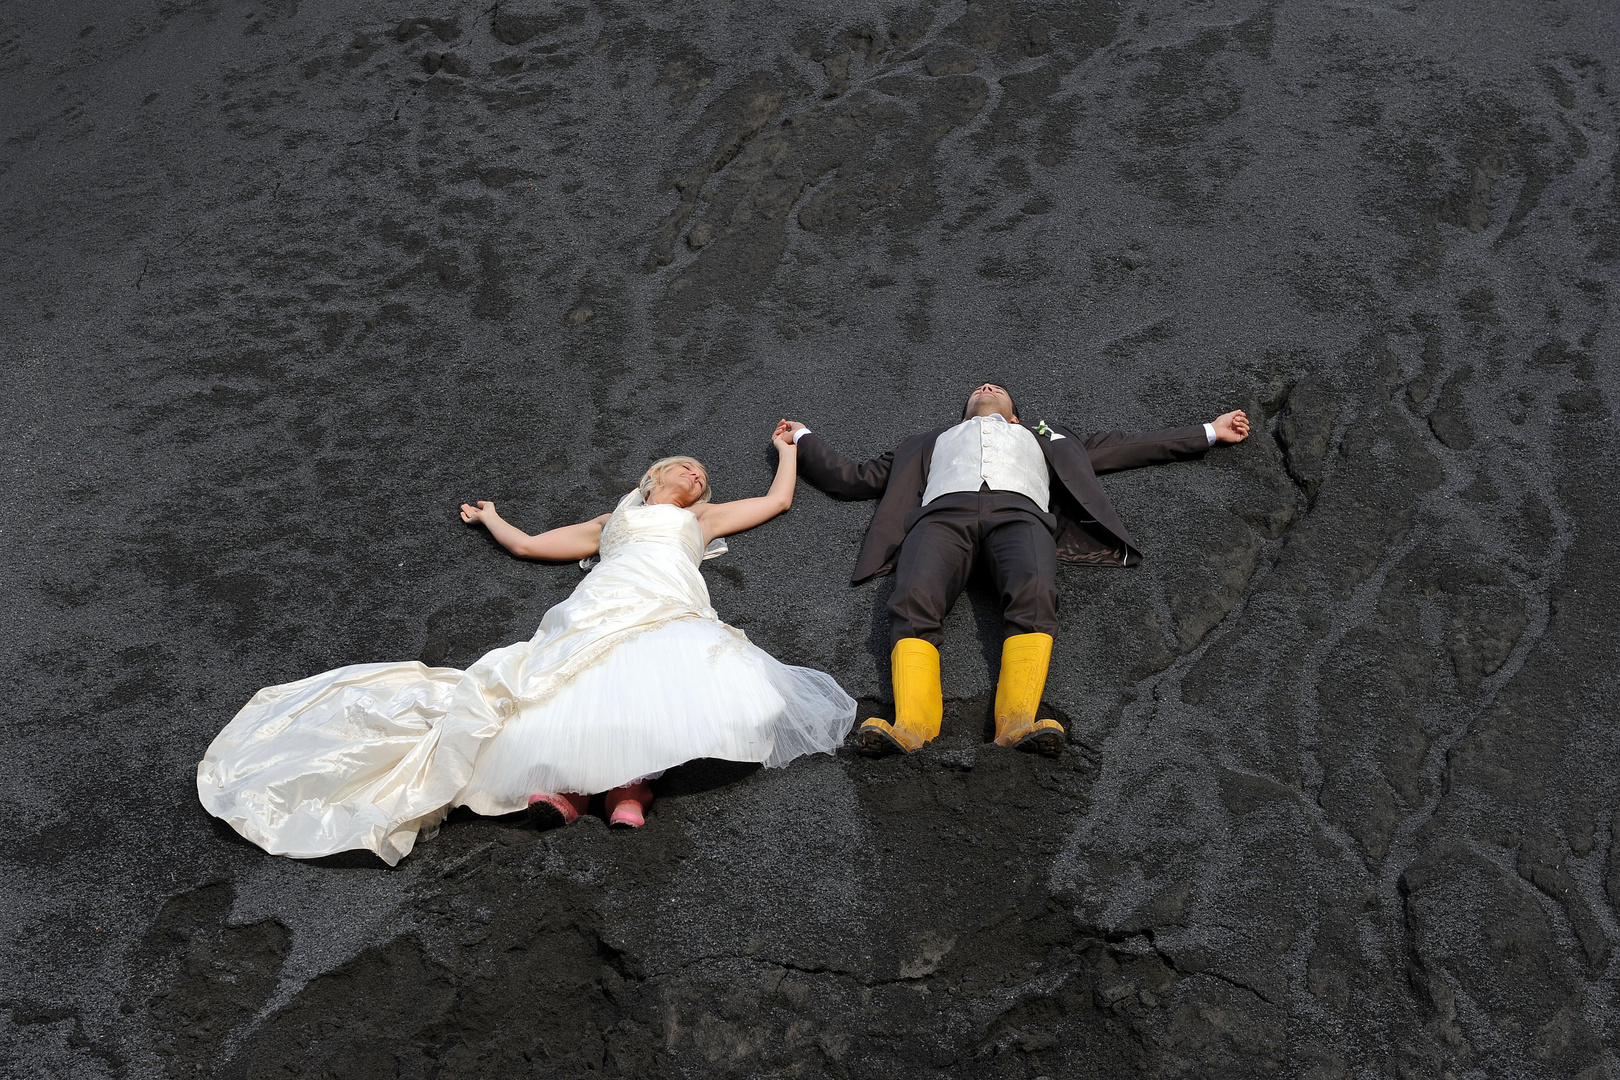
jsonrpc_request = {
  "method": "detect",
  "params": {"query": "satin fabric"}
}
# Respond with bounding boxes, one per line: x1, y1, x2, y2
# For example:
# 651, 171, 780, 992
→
197, 492, 856, 865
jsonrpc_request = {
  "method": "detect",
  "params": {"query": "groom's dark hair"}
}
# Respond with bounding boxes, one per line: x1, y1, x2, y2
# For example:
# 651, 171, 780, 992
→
962, 382, 1017, 419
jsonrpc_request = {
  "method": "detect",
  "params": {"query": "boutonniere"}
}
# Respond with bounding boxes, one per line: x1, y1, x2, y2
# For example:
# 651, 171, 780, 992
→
1034, 420, 1065, 440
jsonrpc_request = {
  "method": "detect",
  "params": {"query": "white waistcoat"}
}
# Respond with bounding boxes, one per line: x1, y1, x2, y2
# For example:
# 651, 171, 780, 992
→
921, 415, 1051, 512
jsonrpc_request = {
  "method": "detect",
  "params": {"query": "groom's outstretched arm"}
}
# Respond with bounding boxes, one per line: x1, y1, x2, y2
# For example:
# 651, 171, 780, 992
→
777, 420, 894, 500
1080, 409, 1249, 473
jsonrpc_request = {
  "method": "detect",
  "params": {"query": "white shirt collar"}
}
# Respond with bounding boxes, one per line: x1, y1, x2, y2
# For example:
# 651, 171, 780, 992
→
971, 413, 1009, 425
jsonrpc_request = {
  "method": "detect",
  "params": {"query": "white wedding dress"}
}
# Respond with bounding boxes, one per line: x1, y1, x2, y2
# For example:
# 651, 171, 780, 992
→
197, 493, 856, 865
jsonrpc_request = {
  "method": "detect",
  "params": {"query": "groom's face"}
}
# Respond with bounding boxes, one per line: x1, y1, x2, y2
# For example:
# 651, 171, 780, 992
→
963, 383, 1018, 423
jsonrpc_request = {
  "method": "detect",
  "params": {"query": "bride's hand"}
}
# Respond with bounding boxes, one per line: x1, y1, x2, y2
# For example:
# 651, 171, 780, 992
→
772, 419, 802, 452
460, 500, 497, 525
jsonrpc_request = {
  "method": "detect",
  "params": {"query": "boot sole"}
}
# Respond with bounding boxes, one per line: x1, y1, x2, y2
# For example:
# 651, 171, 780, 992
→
527, 800, 569, 831
856, 726, 909, 757
1015, 728, 1065, 758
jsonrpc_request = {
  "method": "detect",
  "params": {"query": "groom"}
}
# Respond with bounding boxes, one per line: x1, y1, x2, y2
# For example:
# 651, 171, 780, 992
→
776, 384, 1249, 756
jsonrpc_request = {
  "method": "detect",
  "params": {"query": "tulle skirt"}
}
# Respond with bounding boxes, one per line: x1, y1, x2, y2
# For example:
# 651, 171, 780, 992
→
458, 616, 855, 811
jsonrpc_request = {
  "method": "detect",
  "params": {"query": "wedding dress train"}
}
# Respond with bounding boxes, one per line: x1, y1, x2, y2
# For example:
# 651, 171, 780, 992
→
197, 493, 856, 864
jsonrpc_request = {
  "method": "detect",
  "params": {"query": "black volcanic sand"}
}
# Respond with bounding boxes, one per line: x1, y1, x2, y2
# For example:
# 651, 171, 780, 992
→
3, 1, 1618, 1077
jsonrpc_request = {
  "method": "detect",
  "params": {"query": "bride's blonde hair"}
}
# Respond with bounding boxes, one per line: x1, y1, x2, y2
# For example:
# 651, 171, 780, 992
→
639, 456, 712, 503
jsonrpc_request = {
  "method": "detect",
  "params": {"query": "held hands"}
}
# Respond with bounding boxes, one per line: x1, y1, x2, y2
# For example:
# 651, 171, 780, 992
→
1211, 410, 1250, 444
459, 500, 498, 526
772, 418, 806, 453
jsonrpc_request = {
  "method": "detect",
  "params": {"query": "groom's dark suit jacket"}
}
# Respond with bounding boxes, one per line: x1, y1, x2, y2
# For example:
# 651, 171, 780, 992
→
797, 423, 1211, 583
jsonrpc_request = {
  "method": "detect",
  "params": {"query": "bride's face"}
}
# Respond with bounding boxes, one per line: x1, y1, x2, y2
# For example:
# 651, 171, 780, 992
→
649, 461, 708, 507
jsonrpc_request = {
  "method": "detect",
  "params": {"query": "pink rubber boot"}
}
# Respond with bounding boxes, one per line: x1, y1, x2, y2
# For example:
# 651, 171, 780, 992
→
527, 791, 589, 831
604, 780, 652, 828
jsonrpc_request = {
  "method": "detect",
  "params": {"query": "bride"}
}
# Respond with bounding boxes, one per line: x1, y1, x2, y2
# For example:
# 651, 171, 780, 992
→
196, 426, 855, 865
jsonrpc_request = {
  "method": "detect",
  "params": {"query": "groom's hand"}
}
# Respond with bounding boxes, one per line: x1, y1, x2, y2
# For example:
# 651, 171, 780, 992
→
1211, 410, 1250, 443
774, 419, 807, 441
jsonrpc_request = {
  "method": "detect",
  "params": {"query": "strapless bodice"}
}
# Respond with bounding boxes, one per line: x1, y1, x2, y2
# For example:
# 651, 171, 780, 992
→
599, 502, 704, 565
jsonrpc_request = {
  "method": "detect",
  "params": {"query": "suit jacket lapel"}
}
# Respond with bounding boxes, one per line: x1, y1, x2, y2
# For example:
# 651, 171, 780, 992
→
1032, 422, 1138, 549
916, 424, 947, 490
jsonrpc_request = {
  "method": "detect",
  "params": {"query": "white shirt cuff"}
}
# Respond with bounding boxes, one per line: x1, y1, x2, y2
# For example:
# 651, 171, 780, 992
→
791, 428, 813, 444
1203, 422, 1217, 446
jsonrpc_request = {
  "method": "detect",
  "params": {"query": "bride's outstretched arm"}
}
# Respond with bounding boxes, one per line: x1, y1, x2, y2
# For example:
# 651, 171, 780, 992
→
459, 501, 612, 560
692, 425, 798, 542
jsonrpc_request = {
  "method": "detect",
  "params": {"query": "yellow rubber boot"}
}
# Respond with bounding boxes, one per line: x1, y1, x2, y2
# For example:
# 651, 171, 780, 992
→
993, 632, 1065, 756
857, 638, 944, 755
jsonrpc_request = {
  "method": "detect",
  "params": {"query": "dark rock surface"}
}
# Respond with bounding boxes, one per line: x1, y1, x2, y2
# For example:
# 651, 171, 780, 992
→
2, 1, 1617, 1076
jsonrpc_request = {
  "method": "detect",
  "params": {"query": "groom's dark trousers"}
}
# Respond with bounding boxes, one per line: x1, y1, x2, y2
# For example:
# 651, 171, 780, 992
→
888, 489, 1059, 648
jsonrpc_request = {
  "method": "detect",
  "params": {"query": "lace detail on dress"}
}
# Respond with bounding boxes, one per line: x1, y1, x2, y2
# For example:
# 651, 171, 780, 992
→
336, 697, 382, 740
705, 633, 749, 664
582, 491, 639, 568
252, 710, 297, 741
581, 490, 720, 569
